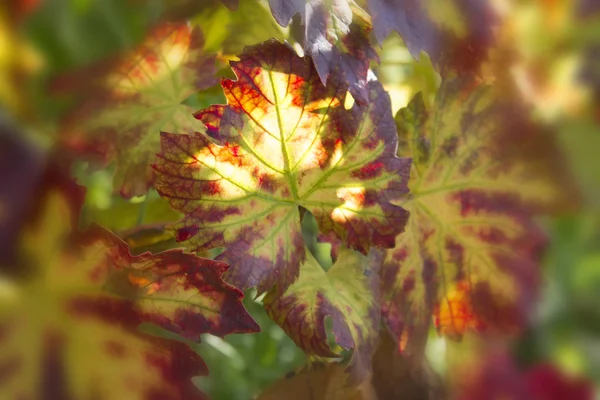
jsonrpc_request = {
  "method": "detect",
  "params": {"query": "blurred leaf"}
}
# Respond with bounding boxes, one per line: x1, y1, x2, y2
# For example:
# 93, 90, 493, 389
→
58, 23, 217, 198
0, 168, 260, 399
82, 189, 181, 232
0, 116, 45, 266
192, 0, 287, 56
258, 362, 375, 400
382, 77, 573, 355
556, 119, 600, 208
0, 183, 179, 397
370, 330, 445, 400
453, 346, 594, 400
0, 7, 44, 117
374, 34, 440, 112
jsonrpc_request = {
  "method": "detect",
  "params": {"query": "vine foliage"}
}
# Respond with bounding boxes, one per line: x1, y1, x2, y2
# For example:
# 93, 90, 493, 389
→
0, 0, 585, 399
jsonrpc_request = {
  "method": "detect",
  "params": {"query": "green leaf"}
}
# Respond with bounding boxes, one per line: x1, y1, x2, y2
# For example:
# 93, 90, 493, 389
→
192, 0, 288, 56
153, 40, 410, 294
264, 247, 382, 382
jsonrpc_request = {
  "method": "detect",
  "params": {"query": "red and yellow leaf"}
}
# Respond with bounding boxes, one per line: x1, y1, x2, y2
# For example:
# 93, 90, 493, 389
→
60, 23, 216, 198
264, 248, 381, 382
153, 40, 410, 293
381, 77, 568, 350
0, 178, 258, 399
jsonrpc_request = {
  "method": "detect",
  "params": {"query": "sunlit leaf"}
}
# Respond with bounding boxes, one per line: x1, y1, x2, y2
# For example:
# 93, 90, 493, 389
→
381, 77, 570, 351
268, 1, 378, 103
154, 40, 410, 293
59, 23, 217, 198
267, 0, 495, 98
264, 248, 382, 382
193, 0, 288, 56
0, 178, 259, 399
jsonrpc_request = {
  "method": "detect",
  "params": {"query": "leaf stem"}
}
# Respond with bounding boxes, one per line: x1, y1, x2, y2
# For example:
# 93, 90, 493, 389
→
136, 194, 150, 226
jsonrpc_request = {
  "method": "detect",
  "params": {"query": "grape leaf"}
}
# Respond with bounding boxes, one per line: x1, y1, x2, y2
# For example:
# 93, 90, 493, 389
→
367, 0, 497, 74
154, 40, 410, 293
381, 78, 568, 351
0, 179, 259, 399
264, 248, 382, 383
60, 23, 216, 198
267, 0, 495, 99
367, 0, 438, 59
268, 1, 378, 104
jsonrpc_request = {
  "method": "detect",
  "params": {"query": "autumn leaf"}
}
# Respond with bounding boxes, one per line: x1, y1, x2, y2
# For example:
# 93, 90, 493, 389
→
367, 0, 497, 74
433, 279, 484, 339
0, 178, 259, 399
268, 0, 496, 98
264, 247, 382, 383
381, 78, 568, 351
154, 40, 410, 293
59, 23, 216, 198
268, 1, 378, 104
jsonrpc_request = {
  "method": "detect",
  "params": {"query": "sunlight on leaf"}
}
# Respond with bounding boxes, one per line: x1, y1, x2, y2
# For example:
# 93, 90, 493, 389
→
267, 1, 378, 103
154, 40, 410, 294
